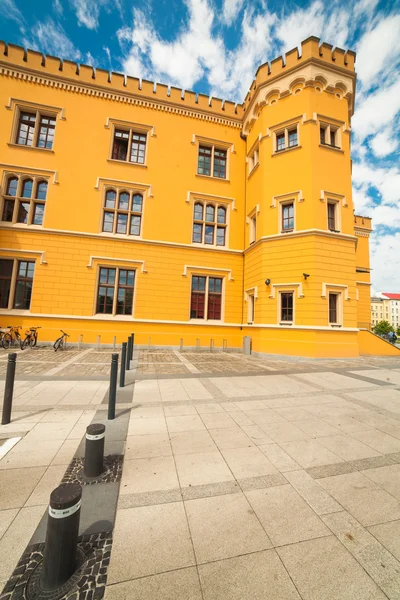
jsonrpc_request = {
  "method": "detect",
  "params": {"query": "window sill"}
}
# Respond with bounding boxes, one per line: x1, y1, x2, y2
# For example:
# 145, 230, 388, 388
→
0, 309, 32, 315
329, 229, 341, 234
98, 231, 143, 241
0, 222, 44, 229
319, 144, 344, 153
281, 229, 294, 234
330, 323, 342, 328
272, 145, 301, 157
107, 159, 147, 168
93, 313, 135, 320
248, 162, 260, 179
8, 143, 54, 153
189, 319, 223, 324
191, 242, 227, 250
279, 322, 293, 326
196, 173, 230, 182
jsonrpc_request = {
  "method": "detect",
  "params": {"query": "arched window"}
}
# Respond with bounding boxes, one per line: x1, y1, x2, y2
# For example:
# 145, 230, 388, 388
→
192, 202, 227, 246
102, 189, 143, 237
36, 181, 48, 200
21, 179, 33, 198
6, 178, 18, 197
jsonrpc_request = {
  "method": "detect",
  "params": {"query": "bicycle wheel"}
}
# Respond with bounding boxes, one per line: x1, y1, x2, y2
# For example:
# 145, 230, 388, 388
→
21, 336, 31, 350
54, 337, 63, 352
2, 334, 12, 349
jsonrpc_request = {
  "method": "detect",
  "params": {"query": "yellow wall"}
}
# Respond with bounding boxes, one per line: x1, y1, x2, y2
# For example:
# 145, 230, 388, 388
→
358, 330, 400, 356
0, 37, 379, 357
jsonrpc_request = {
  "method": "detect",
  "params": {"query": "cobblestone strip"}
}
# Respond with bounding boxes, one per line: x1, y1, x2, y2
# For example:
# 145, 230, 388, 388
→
45, 348, 94, 376
173, 350, 201, 373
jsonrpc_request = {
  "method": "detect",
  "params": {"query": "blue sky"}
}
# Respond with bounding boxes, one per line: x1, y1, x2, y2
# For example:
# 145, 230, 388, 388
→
0, 0, 399, 291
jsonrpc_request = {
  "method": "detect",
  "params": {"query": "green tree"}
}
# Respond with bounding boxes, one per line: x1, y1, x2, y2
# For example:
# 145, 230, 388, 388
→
374, 320, 394, 336
396, 326, 400, 337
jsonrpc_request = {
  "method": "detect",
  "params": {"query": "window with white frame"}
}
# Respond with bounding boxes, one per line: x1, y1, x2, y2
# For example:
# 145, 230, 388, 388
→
96, 267, 135, 316
192, 202, 227, 246
327, 200, 340, 232
280, 201, 295, 233
111, 127, 148, 164
1, 173, 48, 226
328, 292, 342, 325
102, 188, 143, 237
247, 293, 255, 323
0, 258, 35, 310
190, 276, 223, 320
197, 145, 227, 179
248, 144, 259, 175
280, 292, 294, 323
274, 125, 299, 153
320, 122, 341, 149
14, 108, 57, 150
249, 213, 257, 244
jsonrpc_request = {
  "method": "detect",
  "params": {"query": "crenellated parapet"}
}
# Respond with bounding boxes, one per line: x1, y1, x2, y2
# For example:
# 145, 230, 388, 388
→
0, 41, 244, 128
354, 215, 372, 237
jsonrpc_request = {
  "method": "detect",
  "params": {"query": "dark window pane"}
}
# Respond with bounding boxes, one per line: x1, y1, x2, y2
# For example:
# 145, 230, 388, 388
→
16, 112, 36, 146
330, 130, 336, 146
329, 293, 338, 323
130, 215, 141, 236
217, 206, 226, 224
105, 190, 116, 208
281, 293, 293, 321
119, 192, 129, 210
282, 203, 294, 231
116, 213, 127, 234
198, 146, 211, 176
130, 132, 147, 164
112, 130, 129, 161
205, 225, 214, 244
2, 200, 14, 222
17, 202, 30, 224
132, 194, 143, 212
21, 179, 33, 198
0, 259, 13, 309
193, 223, 202, 243
190, 292, 205, 319
36, 181, 48, 200
102, 211, 114, 232
6, 178, 18, 197
97, 267, 116, 313
216, 227, 226, 246
13, 261, 34, 309
208, 294, 221, 319
32, 203, 44, 225
205, 205, 215, 222
276, 133, 285, 151
194, 203, 203, 220
328, 203, 336, 230
320, 127, 326, 144
192, 276, 206, 292
37, 115, 56, 149
116, 269, 135, 315
213, 148, 227, 179
288, 129, 298, 147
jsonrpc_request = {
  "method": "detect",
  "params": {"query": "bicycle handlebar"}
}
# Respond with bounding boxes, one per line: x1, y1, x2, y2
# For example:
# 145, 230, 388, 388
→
60, 330, 70, 336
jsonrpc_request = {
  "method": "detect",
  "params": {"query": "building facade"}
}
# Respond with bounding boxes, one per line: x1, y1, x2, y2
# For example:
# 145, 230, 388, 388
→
371, 293, 400, 330
0, 36, 392, 357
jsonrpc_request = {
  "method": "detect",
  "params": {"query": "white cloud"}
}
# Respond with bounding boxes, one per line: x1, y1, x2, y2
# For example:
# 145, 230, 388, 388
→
353, 161, 400, 205
370, 232, 400, 290
0, 0, 24, 25
22, 19, 81, 61
54, 0, 63, 16
352, 77, 400, 142
222, 0, 245, 25
70, 0, 123, 30
369, 128, 398, 158
356, 14, 400, 86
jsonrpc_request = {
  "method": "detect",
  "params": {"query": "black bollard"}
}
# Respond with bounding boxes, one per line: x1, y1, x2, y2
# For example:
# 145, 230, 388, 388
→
120, 342, 127, 388
130, 332, 135, 360
126, 336, 132, 371
84, 423, 105, 478
2, 353, 17, 425
40, 483, 82, 591
108, 353, 118, 420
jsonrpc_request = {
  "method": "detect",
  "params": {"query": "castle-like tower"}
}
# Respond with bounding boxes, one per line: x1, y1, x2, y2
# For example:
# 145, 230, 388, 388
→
0, 36, 395, 357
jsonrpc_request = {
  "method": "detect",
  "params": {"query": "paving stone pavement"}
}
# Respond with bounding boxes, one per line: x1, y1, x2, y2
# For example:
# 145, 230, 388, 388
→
1, 356, 400, 598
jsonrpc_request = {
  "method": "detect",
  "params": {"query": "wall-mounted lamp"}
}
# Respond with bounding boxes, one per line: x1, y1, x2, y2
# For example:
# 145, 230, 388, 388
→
303, 273, 310, 280
265, 279, 271, 286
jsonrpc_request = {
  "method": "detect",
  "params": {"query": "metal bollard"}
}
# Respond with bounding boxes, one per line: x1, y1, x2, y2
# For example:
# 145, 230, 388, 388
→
243, 336, 251, 356
130, 333, 135, 360
113, 335, 116, 351
108, 353, 118, 420
196, 339, 200, 352
96, 335, 101, 350
120, 342, 127, 387
2, 353, 17, 425
84, 424, 105, 478
180, 338, 183, 351
126, 336, 132, 370
40, 483, 82, 591
210, 339, 214, 352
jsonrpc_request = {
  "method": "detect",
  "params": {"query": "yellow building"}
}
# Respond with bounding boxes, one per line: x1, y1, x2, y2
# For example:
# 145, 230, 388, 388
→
0, 36, 397, 357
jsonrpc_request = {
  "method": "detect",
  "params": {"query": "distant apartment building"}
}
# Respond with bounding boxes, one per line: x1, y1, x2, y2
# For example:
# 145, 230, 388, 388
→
371, 293, 400, 329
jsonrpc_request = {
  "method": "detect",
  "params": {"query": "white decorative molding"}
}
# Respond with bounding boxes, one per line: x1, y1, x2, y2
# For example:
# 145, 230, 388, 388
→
186, 190, 237, 210
321, 283, 350, 300
0, 249, 47, 264
271, 190, 304, 208
6, 97, 66, 119
244, 286, 258, 301
320, 189, 347, 207
105, 117, 156, 136
356, 288, 359, 301
356, 281, 372, 285
94, 177, 153, 197
182, 265, 234, 280
87, 256, 147, 273
191, 134, 235, 153
269, 283, 304, 299
0, 163, 59, 184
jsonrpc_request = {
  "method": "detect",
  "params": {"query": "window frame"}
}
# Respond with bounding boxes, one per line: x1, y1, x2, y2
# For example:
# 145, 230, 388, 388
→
280, 200, 295, 234
189, 275, 224, 322
1, 173, 48, 227
197, 144, 229, 180
279, 291, 294, 324
109, 124, 149, 166
0, 258, 35, 311
12, 106, 57, 151
319, 121, 342, 150
95, 266, 136, 317
100, 186, 144, 238
247, 143, 260, 176
192, 201, 229, 248
247, 293, 255, 324
326, 199, 341, 232
327, 290, 343, 326
273, 123, 300, 154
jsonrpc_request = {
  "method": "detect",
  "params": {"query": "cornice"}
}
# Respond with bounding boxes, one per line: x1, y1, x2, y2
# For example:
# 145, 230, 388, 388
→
244, 229, 357, 254
0, 63, 243, 129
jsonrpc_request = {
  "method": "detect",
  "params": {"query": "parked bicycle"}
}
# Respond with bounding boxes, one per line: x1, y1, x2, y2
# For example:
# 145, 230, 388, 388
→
54, 330, 69, 352
21, 326, 41, 349
1, 325, 23, 349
